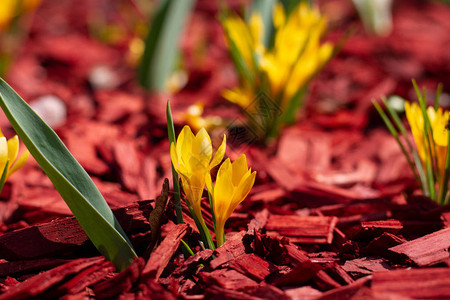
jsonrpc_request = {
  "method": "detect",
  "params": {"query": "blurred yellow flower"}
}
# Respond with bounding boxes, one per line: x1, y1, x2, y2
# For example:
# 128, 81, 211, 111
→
222, 2, 334, 111
0, 130, 29, 181
206, 154, 256, 246
222, 13, 264, 73
0, 0, 41, 30
405, 101, 449, 179
170, 125, 226, 219
181, 102, 225, 132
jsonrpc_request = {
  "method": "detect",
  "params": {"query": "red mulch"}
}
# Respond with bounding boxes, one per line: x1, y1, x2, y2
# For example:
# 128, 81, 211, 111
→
0, 0, 449, 299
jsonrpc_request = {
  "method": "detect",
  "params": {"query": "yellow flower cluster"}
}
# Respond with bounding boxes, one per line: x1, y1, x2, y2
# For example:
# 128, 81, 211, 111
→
170, 126, 256, 247
206, 155, 256, 246
0, 0, 41, 30
405, 102, 449, 179
222, 2, 334, 111
0, 129, 29, 181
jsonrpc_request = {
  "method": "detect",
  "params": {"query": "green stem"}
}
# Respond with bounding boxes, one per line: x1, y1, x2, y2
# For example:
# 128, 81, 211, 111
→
198, 215, 216, 250
188, 205, 215, 250
0, 161, 9, 194
216, 225, 225, 247
166, 100, 184, 224
208, 190, 216, 233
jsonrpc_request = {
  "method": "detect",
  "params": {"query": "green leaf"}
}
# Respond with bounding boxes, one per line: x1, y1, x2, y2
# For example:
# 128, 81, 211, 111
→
167, 100, 183, 224
138, 0, 195, 92
0, 78, 136, 271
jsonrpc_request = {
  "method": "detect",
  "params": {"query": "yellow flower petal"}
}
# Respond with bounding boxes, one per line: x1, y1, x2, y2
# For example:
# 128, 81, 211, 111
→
249, 13, 264, 49
209, 155, 256, 247
7, 150, 29, 179
170, 142, 179, 172
193, 128, 212, 163
177, 126, 194, 166
7, 135, 19, 166
210, 134, 226, 170
231, 154, 248, 186
273, 3, 285, 28
232, 170, 256, 209
0, 137, 8, 174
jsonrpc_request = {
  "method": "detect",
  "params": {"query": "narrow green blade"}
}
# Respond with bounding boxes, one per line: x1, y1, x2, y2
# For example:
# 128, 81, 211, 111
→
138, 0, 195, 92
166, 100, 183, 224
0, 78, 136, 271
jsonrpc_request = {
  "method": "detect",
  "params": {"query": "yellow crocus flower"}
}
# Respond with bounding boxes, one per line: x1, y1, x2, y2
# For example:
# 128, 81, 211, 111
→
404, 101, 449, 180
0, 130, 29, 181
222, 1, 334, 119
261, 2, 333, 105
170, 126, 226, 219
206, 154, 256, 247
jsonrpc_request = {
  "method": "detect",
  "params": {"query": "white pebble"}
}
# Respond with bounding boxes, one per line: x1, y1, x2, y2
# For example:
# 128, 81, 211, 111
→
89, 65, 120, 90
31, 95, 67, 128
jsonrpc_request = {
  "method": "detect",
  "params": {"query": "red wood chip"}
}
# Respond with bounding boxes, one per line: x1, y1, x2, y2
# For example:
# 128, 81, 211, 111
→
371, 268, 450, 299
0, 257, 104, 300
141, 223, 190, 281
315, 277, 371, 300
0, 258, 71, 277
210, 231, 247, 269
348, 219, 403, 239
284, 244, 341, 291
364, 232, 406, 257
92, 258, 144, 299
389, 227, 450, 266
228, 253, 280, 282
0, 201, 152, 260
247, 209, 269, 233
53, 261, 115, 296
266, 215, 338, 244
199, 269, 258, 290
342, 257, 392, 278
273, 260, 322, 287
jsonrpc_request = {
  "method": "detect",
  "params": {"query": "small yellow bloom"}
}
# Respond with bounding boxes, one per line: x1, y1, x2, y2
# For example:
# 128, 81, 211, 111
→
170, 126, 226, 219
0, 129, 29, 181
206, 154, 256, 246
405, 101, 449, 179
181, 102, 225, 132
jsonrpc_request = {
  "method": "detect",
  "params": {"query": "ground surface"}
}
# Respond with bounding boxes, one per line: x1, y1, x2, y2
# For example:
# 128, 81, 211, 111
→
0, 0, 449, 299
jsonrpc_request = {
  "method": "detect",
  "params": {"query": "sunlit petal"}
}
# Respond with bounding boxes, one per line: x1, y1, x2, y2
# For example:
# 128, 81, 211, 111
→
210, 134, 226, 170
7, 135, 19, 165
0, 137, 8, 173
7, 150, 29, 179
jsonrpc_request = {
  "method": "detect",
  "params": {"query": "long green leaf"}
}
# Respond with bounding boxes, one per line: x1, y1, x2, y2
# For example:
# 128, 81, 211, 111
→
138, 0, 195, 92
0, 78, 136, 271
166, 100, 183, 224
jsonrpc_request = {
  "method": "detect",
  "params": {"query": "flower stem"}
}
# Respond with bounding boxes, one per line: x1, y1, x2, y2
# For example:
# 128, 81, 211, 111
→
216, 225, 225, 247
199, 216, 216, 250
